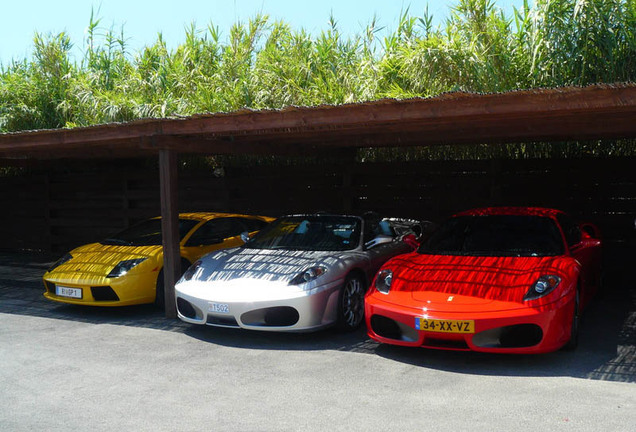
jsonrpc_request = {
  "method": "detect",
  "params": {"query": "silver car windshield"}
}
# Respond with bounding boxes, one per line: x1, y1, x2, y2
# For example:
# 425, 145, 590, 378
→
244, 216, 361, 251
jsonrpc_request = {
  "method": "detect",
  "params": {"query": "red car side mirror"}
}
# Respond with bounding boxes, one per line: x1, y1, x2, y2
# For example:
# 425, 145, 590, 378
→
579, 222, 601, 240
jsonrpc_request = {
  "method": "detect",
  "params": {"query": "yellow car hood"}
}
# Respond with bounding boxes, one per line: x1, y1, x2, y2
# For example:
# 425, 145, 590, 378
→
45, 242, 162, 284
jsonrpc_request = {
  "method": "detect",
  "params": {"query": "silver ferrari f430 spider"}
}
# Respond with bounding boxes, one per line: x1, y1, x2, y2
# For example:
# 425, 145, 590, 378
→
175, 213, 417, 332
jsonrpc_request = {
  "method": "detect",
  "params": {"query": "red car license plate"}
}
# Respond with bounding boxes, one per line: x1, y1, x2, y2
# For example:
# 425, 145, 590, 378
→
415, 318, 475, 333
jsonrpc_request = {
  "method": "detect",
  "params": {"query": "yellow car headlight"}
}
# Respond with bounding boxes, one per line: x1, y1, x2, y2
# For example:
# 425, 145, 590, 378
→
48, 253, 73, 272
107, 258, 147, 278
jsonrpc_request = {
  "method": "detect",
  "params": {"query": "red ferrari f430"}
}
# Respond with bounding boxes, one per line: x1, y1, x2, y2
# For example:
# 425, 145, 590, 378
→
365, 207, 602, 354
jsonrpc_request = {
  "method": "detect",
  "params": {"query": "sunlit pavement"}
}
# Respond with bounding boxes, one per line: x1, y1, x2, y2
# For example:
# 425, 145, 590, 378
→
0, 252, 634, 431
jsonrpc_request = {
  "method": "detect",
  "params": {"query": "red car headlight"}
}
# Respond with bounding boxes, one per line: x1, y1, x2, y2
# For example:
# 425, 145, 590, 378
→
375, 269, 393, 294
523, 275, 561, 301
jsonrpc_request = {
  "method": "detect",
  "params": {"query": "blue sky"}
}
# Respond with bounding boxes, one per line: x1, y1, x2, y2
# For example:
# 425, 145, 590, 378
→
0, 0, 524, 65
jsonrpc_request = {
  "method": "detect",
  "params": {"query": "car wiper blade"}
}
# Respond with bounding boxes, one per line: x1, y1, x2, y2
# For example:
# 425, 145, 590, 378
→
418, 250, 465, 256
463, 251, 497, 256
241, 245, 297, 250
102, 238, 132, 246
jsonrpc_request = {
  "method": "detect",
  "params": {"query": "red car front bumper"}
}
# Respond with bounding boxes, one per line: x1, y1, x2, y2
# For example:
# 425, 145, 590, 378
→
365, 292, 575, 354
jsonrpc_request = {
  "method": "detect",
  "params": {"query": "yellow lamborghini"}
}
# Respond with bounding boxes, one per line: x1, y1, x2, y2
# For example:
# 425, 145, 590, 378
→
43, 212, 273, 308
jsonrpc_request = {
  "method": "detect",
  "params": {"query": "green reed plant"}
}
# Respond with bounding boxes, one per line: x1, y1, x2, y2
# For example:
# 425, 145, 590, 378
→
0, 1, 634, 158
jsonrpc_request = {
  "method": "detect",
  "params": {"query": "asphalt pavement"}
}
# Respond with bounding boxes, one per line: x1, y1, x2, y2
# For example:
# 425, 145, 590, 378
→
0, 252, 634, 432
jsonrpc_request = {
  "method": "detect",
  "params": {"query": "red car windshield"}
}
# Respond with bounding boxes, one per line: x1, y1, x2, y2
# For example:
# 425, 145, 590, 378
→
418, 215, 565, 257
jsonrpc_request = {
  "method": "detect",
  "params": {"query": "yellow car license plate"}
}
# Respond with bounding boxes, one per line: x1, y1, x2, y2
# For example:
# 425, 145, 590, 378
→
415, 318, 475, 334
56, 285, 82, 299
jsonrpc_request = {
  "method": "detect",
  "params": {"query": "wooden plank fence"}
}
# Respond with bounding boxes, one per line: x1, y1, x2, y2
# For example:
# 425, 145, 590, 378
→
0, 158, 634, 268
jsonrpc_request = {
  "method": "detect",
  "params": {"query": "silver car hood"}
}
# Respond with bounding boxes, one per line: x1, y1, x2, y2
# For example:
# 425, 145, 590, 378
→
190, 247, 357, 284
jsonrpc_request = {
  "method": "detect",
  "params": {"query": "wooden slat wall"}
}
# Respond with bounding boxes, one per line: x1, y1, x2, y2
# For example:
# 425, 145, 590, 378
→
226, 165, 346, 215
346, 160, 495, 220
0, 158, 634, 261
45, 171, 163, 251
0, 174, 50, 251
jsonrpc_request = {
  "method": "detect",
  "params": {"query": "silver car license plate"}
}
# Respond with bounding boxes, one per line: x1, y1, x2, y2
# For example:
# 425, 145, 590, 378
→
208, 302, 229, 314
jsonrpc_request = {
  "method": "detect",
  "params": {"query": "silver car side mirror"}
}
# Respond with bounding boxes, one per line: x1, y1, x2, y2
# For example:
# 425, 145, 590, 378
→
240, 231, 250, 243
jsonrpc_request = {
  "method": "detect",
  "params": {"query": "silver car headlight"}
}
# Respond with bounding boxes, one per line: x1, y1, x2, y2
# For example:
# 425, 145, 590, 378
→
48, 253, 73, 272
523, 275, 561, 301
106, 258, 147, 278
289, 266, 327, 285
375, 269, 393, 294
181, 260, 202, 282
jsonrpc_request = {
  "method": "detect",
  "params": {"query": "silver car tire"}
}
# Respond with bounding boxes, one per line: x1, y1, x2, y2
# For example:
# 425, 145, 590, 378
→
337, 274, 366, 331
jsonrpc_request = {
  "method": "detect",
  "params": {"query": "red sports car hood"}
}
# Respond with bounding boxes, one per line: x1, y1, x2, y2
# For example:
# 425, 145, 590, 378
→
386, 253, 577, 307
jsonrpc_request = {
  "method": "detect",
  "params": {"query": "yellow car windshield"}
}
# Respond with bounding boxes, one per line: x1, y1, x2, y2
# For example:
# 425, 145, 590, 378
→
101, 218, 199, 246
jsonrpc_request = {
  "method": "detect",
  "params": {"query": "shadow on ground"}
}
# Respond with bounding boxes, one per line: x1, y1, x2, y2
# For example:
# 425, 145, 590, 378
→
373, 284, 636, 383
1, 252, 634, 383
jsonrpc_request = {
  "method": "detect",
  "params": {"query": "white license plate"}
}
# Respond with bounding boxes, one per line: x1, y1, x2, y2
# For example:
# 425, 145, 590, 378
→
208, 302, 229, 314
56, 285, 82, 299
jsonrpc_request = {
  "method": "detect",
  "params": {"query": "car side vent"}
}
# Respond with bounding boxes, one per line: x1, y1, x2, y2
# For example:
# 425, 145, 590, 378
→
177, 298, 197, 319
241, 307, 300, 327
370, 315, 419, 342
44, 281, 56, 294
91, 286, 120, 301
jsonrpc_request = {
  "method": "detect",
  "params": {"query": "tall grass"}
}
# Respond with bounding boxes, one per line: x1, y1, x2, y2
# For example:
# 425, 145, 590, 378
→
1, 0, 635, 158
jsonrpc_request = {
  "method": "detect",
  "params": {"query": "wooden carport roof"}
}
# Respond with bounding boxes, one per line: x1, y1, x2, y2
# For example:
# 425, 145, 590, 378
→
1, 83, 635, 318
1, 83, 636, 160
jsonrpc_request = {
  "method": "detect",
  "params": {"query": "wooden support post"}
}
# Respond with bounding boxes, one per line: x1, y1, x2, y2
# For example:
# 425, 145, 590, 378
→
159, 149, 180, 318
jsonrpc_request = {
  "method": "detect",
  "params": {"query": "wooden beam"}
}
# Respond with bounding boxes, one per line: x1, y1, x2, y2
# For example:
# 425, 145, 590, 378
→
2, 85, 636, 159
159, 149, 180, 318
143, 135, 316, 156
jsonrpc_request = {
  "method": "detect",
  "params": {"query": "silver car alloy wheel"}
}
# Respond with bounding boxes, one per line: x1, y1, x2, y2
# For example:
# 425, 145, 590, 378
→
342, 277, 364, 328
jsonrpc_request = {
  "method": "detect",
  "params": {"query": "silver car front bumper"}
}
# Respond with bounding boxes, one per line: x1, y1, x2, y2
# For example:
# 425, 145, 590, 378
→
176, 278, 344, 332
